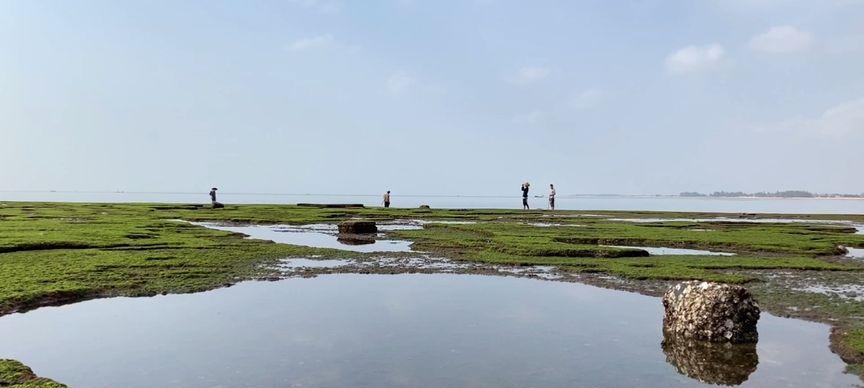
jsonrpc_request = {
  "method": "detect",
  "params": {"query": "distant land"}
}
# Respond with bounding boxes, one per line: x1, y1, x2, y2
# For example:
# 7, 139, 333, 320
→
679, 190, 864, 199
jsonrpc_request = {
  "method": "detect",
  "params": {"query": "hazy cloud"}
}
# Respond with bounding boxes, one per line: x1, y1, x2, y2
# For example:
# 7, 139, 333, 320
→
286, 34, 335, 51
386, 72, 416, 94
749, 26, 814, 53
568, 89, 608, 110
511, 109, 545, 125
287, 0, 341, 13
753, 98, 864, 136
665, 44, 725, 74
815, 98, 864, 135
512, 66, 550, 84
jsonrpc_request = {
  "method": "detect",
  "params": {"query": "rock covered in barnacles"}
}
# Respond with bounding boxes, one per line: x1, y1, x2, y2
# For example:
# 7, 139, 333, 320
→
662, 281, 760, 343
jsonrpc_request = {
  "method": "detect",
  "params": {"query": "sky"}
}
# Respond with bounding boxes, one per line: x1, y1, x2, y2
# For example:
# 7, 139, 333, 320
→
2, 0, 863, 196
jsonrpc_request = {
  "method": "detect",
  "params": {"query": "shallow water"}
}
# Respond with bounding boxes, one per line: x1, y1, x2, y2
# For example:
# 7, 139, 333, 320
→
280, 258, 352, 268
0, 274, 856, 387
194, 222, 413, 253
603, 245, 735, 256
844, 247, 864, 259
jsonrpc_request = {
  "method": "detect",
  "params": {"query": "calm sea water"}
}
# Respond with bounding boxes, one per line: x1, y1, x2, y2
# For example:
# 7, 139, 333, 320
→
0, 274, 856, 388
2, 191, 863, 214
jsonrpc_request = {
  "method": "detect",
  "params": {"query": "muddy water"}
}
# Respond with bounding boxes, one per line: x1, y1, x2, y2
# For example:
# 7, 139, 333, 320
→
194, 222, 414, 253
0, 274, 856, 388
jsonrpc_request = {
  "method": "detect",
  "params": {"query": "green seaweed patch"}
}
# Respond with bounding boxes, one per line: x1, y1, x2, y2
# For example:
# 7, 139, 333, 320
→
0, 359, 66, 387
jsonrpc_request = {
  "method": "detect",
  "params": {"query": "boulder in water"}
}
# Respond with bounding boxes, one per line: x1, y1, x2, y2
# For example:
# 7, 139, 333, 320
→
338, 220, 377, 234
662, 281, 760, 343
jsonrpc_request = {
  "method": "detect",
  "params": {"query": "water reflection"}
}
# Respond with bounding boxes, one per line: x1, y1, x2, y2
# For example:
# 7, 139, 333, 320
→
0, 274, 856, 387
192, 222, 413, 252
336, 234, 376, 245
662, 332, 758, 386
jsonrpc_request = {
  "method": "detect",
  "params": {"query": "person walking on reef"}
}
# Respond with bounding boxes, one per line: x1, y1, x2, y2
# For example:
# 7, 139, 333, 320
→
521, 182, 530, 210
209, 187, 224, 208
383, 190, 391, 208
549, 184, 556, 210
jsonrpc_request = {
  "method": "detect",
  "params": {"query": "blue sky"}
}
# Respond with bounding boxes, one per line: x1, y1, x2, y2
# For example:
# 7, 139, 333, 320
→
2, 0, 863, 196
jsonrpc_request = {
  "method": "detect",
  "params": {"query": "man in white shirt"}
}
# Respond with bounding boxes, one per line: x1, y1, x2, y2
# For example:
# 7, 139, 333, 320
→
549, 184, 556, 210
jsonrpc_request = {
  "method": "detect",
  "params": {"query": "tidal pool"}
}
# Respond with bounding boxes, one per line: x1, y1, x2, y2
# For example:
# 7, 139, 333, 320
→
194, 222, 413, 253
603, 245, 735, 256
0, 274, 856, 388
844, 246, 864, 259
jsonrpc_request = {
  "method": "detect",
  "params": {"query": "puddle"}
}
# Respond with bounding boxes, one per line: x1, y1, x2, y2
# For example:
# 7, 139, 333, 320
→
841, 246, 864, 259
279, 258, 352, 269
796, 284, 864, 302
603, 245, 735, 256
526, 222, 585, 227
412, 219, 477, 225
193, 222, 413, 253
0, 274, 855, 387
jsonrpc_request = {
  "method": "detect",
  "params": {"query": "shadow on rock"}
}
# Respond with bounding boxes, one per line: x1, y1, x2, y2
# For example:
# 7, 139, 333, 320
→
661, 332, 758, 386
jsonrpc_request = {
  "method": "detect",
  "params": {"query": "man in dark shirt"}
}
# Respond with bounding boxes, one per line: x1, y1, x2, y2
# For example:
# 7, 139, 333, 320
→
209, 188, 224, 208
521, 183, 530, 210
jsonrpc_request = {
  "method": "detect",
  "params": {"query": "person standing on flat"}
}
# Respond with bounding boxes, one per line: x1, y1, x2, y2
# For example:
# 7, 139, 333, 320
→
383, 190, 391, 208
521, 182, 530, 210
549, 184, 556, 210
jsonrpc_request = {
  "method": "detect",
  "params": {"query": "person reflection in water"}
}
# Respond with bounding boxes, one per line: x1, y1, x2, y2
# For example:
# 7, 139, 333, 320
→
521, 182, 530, 210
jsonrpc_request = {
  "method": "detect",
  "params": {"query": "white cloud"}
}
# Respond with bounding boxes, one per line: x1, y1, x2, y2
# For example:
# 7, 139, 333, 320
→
752, 98, 864, 136
815, 98, 864, 135
749, 26, 814, 53
513, 66, 550, 84
386, 72, 416, 94
568, 89, 608, 110
287, 34, 335, 51
665, 44, 725, 74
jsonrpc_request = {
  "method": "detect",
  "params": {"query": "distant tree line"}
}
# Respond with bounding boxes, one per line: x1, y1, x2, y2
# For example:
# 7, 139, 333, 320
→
679, 190, 864, 198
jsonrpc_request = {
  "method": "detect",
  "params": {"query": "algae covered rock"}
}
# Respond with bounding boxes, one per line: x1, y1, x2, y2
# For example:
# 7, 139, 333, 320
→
0, 359, 66, 387
338, 220, 378, 234
662, 281, 760, 343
